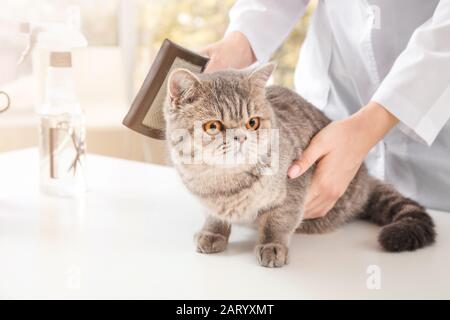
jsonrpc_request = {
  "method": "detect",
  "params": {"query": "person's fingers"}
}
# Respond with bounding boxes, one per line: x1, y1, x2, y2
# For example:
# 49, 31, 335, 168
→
303, 178, 341, 219
304, 192, 321, 213
303, 175, 320, 210
288, 138, 325, 179
200, 46, 221, 73
199, 46, 210, 57
204, 59, 223, 73
300, 153, 325, 215
303, 185, 325, 217
304, 200, 335, 220
302, 156, 341, 219
203, 54, 226, 73
201, 32, 256, 73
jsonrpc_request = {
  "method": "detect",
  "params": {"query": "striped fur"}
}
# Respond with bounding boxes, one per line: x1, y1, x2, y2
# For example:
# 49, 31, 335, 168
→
164, 64, 436, 267
361, 182, 436, 251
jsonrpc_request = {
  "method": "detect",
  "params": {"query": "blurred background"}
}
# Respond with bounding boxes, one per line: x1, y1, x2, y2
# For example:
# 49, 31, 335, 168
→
0, 0, 315, 164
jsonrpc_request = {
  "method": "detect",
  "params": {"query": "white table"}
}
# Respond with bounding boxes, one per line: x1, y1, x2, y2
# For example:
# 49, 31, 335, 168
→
0, 149, 449, 299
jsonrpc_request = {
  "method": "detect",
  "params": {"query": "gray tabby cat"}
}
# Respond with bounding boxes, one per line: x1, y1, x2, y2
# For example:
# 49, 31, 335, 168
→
164, 63, 436, 268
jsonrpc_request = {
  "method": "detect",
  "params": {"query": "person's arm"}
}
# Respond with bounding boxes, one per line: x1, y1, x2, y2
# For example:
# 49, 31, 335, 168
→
202, 0, 310, 72
372, 0, 450, 145
288, 0, 450, 219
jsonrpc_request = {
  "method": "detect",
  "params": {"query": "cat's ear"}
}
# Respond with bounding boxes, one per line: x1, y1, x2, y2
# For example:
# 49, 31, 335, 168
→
168, 68, 200, 102
248, 62, 276, 91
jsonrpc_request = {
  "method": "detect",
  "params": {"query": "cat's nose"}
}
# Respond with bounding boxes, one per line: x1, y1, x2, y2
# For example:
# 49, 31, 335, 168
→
234, 135, 247, 143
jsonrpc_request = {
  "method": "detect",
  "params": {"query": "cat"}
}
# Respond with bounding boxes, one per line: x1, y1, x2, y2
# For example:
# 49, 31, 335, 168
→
163, 62, 436, 268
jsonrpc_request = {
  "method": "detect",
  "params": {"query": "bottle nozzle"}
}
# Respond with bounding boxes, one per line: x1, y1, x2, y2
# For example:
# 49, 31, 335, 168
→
17, 25, 44, 66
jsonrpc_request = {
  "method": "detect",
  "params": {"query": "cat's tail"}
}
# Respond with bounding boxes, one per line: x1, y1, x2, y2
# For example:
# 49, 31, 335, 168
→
362, 180, 436, 252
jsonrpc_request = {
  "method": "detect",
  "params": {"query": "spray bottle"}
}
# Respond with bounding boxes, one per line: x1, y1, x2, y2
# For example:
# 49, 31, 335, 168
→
19, 13, 88, 197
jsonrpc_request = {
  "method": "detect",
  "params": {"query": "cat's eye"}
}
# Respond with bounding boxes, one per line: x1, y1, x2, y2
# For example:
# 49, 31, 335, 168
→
246, 117, 261, 131
203, 120, 223, 135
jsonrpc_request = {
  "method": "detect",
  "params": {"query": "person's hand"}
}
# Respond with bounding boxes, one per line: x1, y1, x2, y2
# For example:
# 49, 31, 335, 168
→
201, 31, 256, 73
287, 102, 399, 219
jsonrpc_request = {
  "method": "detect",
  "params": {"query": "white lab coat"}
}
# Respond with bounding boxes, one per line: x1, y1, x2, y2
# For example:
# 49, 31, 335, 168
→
226, 0, 450, 211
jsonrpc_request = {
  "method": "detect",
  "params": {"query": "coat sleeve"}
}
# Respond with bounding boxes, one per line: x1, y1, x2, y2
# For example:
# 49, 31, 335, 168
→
372, 0, 450, 146
225, 0, 310, 63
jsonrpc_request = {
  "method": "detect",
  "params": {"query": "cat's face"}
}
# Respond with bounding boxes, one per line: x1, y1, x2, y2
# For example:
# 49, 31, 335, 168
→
164, 63, 276, 171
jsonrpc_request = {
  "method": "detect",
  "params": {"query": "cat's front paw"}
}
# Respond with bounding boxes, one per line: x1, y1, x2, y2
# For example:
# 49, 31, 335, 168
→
255, 243, 289, 268
195, 231, 228, 254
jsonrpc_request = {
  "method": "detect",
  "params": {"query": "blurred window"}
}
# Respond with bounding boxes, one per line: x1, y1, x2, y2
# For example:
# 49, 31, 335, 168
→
0, 0, 314, 159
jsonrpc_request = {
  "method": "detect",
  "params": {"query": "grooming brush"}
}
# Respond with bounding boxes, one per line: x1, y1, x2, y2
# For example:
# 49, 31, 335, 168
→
123, 39, 209, 139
